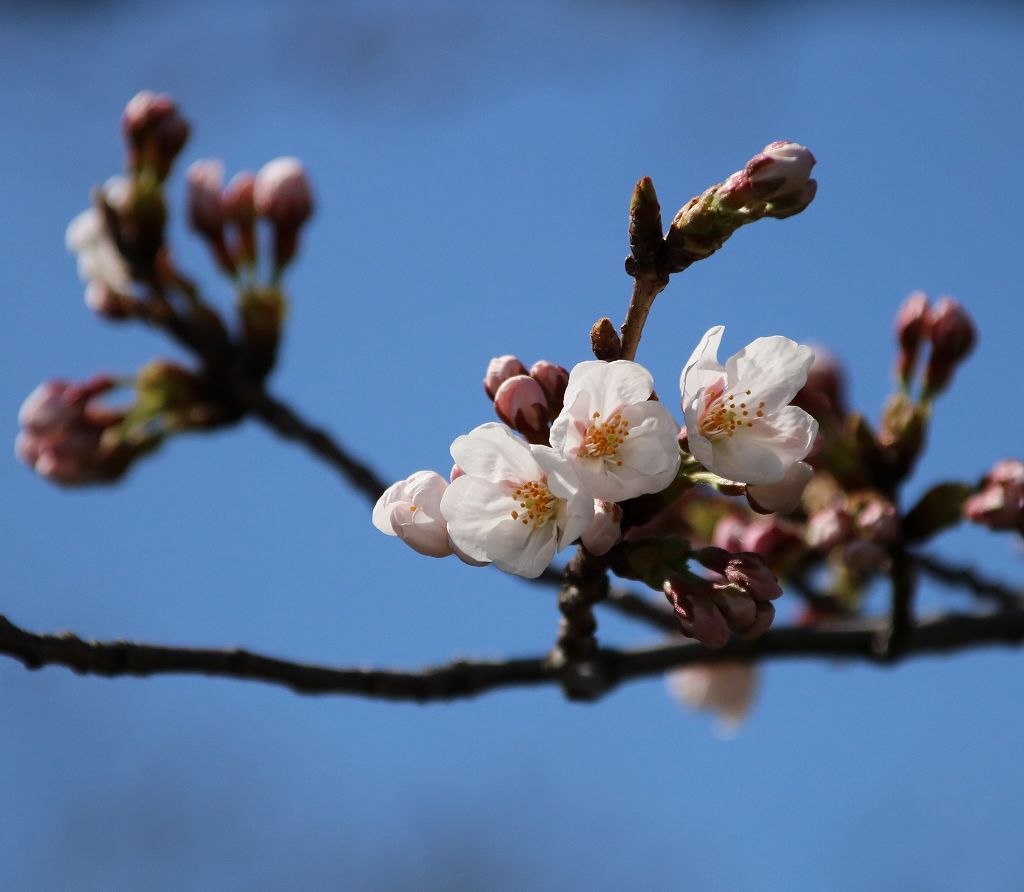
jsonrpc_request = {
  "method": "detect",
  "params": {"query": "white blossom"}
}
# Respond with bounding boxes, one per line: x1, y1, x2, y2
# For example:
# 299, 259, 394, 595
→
747, 460, 814, 514
65, 177, 133, 294
373, 470, 454, 558
667, 663, 759, 738
681, 326, 817, 485
440, 423, 593, 578
549, 360, 681, 502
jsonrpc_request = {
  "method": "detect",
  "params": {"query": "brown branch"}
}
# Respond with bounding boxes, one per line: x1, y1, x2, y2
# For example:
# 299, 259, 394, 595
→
5, 608, 1024, 703
618, 272, 669, 362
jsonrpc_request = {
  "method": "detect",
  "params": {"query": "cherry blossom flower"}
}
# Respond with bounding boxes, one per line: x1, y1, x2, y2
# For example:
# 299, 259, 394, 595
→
549, 360, 681, 502
441, 423, 593, 578
681, 326, 818, 485
581, 500, 623, 556
373, 470, 454, 558
667, 663, 759, 737
746, 460, 814, 514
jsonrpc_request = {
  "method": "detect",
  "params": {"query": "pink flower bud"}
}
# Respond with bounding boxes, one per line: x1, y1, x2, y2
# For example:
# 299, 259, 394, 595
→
695, 548, 782, 600
712, 586, 757, 631
18, 381, 82, 434
964, 459, 1024, 532
737, 601, 775, 640
664, 577, 731, 649
852, 494, 899, 544
740, 517, 801, 564
254, 157, 314, 230
924, 297, 976, 395
483, 355, 528, 400
121, 91, 189, 179
186, 159, 225, 237
493, 375, 549, 444
746, 460, 814, 514
581, 500, 622, 556
805, 505, 851, 552
746, 141, 816, 202
222, 172, 257, 223
711, 514, 747, 552
894, 291, 929, 384
529, 360, 569, 418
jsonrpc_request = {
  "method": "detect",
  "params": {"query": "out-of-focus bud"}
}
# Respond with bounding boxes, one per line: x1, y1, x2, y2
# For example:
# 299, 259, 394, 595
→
963, 459, 1024, 533
794, 347, 847, 424
186, 160, 236, 276
879, 394, 928, 482
373, 470, 455, 558
135, 360, 219, 431
739, 601, 776, 640
530, 360, 569, 419
740, 517, 802, 566
222, 171, 258, 267
483, 355, 528, 400
664, 576, 731, 648
590, 317, 621, 361
850, 493, 899, 544
923, 297, 976, 397
894, 291, 929, 387
746, 141, 817, 202
841, 539, 888, 579
805, 505, 851, 552
746, 460, 814, 514
254, 157, 314, 272
16, 377, 139, 486
121, 91, 189, 181
711, 514, 747, 552
493, 375, 550, 445
581, 500, 623, 556
667, 663, 758, 737
84, 282, 140, 321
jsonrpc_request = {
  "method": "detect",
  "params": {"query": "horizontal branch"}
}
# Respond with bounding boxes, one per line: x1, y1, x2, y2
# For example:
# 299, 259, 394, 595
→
4, 608, 1024, 703
914, 552, 1023, 608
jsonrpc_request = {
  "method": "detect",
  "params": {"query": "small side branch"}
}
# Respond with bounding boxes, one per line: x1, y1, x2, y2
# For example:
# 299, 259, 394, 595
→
914, 552, 1024, 608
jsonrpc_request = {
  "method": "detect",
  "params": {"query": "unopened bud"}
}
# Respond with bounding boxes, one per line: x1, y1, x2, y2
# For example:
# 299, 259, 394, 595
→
590, 317, 621, 361
530, 360, 569, 419
763, 180, 817, 220
186, 159, 225, 238
880, 394, 928, 481
483, 355, 528, 400
924, 297, 976, 396
963, 460, 1024, 533
805, 506, 851, 552
121, 90, 189, 181
222, 171, 257, 267
581, 500, 623, 556
850, 493, 899, 544
695, 548, 781, 601
894, 291, 929, 386
254, 157, 314, 271
664, 576, 731, 649
135, 360, 213, 430
746, 141, 817, 202
628, 175, 664, 267
85, 282, 140, 321
493, 375, 549, 444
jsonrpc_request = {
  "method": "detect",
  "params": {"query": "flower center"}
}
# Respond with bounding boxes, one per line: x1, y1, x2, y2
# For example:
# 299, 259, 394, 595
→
510, 479, 556, 528
698, 387, 766, 441
579, 410, 629, 466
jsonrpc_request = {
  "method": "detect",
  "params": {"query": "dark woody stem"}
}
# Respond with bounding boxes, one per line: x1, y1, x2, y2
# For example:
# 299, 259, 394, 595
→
619, 272, 669, 362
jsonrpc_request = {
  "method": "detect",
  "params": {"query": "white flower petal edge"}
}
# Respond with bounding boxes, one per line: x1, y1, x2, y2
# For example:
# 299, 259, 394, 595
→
442, 423, 594, 578
681, 326, 818, 485
373, 470, 454, 558
747, 460, 814, 514
667, 663, 759, 738
550, 360, 681, 502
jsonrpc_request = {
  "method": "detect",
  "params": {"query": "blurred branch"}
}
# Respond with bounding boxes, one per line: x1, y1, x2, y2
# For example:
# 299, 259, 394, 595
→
4, 608, 1024, 703
913, 552, 1024, 608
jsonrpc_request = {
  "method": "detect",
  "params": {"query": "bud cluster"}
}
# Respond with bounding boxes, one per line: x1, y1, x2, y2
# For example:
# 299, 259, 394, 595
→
964, 460, 1024, 535
894, 292, 976, 397
483, 355, 569, 445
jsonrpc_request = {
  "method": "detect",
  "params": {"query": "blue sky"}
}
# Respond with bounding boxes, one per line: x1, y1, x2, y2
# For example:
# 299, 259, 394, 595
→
2, 1, 1023, 889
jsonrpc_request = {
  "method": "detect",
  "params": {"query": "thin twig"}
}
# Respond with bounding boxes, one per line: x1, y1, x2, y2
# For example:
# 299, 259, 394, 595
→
4, 609, 1024, 703
618, 273, 668, 362
913, 552, 1024, 608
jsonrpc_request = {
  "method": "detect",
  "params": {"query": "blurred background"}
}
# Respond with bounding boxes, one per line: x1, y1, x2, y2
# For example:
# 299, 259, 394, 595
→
2, 0, 1023, 888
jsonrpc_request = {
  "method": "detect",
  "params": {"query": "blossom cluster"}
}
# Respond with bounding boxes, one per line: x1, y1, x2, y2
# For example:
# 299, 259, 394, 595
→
375, 327, 819, 645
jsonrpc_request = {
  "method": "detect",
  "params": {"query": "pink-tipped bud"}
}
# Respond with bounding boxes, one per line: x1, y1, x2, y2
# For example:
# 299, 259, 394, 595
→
964, 459, 1024, 532
493, 375, 550, 444
254, 158, 314, 271
894, 291, 930, 385
740, 517, 801, 564
186, 159, 225, 237
851, 494, 899, 544
222, 171, 257, 223
483, 355, 528, 400
18, 381, 83, 434
529, 360, 569, 419
696, 547, 782, 601
711, 514, 748, 553
738, 601, 776, 640
924, 297, 976, 395
664, 577, 731, 649
805, 505, 851, 552
121, 91, 189, 179
746, 141, 816, 202
764, 179, 817, 219
372, 470, 454, 559
581, 500, 623, 556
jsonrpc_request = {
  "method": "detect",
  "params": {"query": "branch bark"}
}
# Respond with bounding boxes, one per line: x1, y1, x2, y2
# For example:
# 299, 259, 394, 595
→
5, 608, 1024, 703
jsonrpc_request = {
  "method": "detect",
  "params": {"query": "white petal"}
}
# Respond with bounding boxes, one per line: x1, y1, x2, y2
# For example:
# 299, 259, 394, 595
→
746, 460, 814, 513
680, 325, 725, 402
391, 504, 453, 557
485, 518, 557, 578
562, 361, 655, 419
440, 475, 515, 562
724, 336, 814, 414
449, 423, 539, 483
